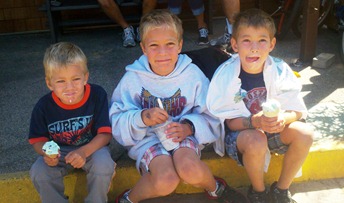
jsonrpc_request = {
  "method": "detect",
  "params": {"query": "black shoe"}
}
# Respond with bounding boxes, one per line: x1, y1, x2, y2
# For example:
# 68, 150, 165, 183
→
269, 182, 296, 203
247, 185, 269, 203
206, 177, 249, 203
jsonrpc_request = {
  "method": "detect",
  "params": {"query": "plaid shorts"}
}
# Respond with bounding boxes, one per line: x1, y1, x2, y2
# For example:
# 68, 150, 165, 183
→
139, 136, 199, 174
225, 130, 288, 166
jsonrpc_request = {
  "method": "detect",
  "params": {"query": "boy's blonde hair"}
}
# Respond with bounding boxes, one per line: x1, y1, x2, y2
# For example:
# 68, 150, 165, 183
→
232, 8, 276, 39
139, 9, 183, 43
43, 42, 88, 80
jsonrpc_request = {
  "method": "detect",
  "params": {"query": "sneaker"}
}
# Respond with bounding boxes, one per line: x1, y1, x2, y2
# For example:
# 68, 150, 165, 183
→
210, 25, 231, 49
269, 182, 296, 203
210, 31, 232, 53
210, 32, 231, 46
205, 177, 248, 203
198, 27, 209, 45
115, 189, 132, 203
210, 25, 231, 46
122, 26, 136, 48
247, 185, 270, 203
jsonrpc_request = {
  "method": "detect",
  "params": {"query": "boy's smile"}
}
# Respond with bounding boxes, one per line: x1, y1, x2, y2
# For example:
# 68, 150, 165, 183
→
231, 26, 276, 74
46, 64, 89, 105
140, 26, 183, 76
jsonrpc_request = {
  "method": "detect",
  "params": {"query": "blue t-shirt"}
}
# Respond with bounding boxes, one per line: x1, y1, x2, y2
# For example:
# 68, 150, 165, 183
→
28, 83, 111, 146
239, 68, 267, 114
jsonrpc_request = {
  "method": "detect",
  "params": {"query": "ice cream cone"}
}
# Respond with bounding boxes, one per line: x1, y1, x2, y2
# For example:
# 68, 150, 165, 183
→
262, 99, 281, 117
47, 154, 59, 159
42, 140, 60, 158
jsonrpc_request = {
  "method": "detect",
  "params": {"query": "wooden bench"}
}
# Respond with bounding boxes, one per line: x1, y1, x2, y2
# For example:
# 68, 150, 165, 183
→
39, 0, 213, 43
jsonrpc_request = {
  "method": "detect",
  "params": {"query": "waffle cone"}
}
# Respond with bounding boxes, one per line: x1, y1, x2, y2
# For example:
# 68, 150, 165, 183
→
47, 154, 59, 159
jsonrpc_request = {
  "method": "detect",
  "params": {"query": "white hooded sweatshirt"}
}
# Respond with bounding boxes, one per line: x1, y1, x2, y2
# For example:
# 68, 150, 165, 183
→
109, 54, 221, 170
206, 54, 308, 157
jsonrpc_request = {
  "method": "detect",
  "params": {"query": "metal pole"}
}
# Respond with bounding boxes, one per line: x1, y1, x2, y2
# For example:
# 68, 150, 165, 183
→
300, 0, 320, 63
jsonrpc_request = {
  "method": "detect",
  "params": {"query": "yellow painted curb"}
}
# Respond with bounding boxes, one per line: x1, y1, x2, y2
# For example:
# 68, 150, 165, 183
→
1, 147, 343, 202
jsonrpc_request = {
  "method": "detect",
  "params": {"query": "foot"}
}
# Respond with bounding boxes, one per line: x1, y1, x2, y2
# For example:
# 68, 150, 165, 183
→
198, 27, 209, 45
205, 177, 249, 203
270, 182, 297, 203
210, 25, 232, 51
247, 185, 270, 203
122, 26, 136, 48
210, 32, 231, 46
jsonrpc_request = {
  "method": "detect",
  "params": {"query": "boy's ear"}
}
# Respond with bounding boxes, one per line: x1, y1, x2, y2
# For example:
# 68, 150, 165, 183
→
45, 77, 53, 91
269, 37, 277, 52
178, 39, 183, 53
140, 42, 147, 55
84, 72, 89, 85
231, 38, 238, 52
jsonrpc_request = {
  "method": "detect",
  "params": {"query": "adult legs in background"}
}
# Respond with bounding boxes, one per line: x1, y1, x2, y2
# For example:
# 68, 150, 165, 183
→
97, 0, 157, 47
210, 0, 240, 49
168, 0, 209, 45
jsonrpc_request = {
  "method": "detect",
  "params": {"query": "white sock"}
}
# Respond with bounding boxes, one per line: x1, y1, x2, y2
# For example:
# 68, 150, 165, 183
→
209, 181, 219, 197
125, 190, 134, 203
226, 18, 232, 35
127, 197, 133, 203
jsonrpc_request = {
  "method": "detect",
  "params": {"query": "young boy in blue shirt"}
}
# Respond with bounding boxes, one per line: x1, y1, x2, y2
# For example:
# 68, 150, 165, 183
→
29, 42, 116, 203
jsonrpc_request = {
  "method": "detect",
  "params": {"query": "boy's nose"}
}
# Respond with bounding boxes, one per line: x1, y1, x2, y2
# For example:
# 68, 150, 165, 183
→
158, 46, 167, 54
251, 43, 259, 52
66, 81, 75, 88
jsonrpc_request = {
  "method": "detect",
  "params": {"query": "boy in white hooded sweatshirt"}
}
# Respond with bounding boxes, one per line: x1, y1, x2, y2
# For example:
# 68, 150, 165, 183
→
206, 9, 314, 203
109, 9, 247, 203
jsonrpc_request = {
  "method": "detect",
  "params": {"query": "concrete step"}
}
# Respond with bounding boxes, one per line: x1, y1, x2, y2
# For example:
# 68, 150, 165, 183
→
1, 142, 343, 203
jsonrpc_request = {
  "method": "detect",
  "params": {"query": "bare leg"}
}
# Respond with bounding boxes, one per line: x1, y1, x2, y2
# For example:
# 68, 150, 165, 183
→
237, 129, 268, 192
173, 148, 216, 191
195, 13, 207, 29
210, 0, 239, 46
128, 155, 180, 203
277, 121, 313, 189
222, 0, 240, 24
97, 0, 129, 28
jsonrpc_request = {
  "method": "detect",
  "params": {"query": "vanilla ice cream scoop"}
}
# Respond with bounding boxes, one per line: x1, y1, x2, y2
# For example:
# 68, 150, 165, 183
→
42, 140, 60, 158
262, 99, 281, 117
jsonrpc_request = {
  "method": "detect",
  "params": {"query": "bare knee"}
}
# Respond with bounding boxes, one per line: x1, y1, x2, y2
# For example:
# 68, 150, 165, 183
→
286, 122, 314, 149
239, 130, 267, 156
176, 158, 205, 185
297, 124, 314, 148
151, 169, 180, 196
